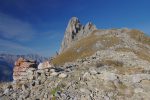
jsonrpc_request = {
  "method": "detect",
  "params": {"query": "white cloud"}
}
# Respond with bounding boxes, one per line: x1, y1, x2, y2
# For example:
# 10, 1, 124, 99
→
0, 39, 36, 54
0, 13, 35, 41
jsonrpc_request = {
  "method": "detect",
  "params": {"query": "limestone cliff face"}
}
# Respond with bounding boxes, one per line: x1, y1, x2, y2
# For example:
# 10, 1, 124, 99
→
59, 17, 97, 53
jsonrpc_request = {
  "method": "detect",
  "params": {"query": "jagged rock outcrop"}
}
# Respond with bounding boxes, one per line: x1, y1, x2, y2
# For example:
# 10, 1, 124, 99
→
80, 22, 97, 36
1, 18, 150, 100
13, 57, 37, 81
60, 17, 97, 53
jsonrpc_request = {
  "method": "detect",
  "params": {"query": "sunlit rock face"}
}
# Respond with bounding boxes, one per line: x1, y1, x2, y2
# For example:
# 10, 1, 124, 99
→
59, 17, 97, 53
38, 61, 52, 70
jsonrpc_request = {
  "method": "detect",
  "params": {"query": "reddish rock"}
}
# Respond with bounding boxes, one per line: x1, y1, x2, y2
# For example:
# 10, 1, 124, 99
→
14, 57, 26, 66
13, 57, 37, 81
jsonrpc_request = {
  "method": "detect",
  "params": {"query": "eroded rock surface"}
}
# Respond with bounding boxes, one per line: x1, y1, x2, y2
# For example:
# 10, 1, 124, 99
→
60, 17, 97, 53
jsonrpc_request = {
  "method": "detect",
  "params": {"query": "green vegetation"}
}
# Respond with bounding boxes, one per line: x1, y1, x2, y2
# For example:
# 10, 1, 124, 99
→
51, 87, 60, 96
51, 87, 61, 100
50, 83, 66, 100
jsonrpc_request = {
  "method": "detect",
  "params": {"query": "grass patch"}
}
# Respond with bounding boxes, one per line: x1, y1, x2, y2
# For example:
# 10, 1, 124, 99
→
0, 82, 12, 89
101, 60, 124, 67
50, 86, 62, 100
134, 50, 150, 62
124, 67, 144, 74
100, 59, 144, 75
117, 82, 133, 97
115, 66, 144, 75
52, 33, 120, 65
0, 82, 6, 88
116, 47, 150, 63
128, 29, 150, 45
51, 87, 60, 96
115, 47, 133, 52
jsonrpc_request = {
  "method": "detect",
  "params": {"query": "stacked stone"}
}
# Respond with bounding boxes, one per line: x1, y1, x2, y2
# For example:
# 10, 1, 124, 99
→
13, 57, 37, 81
37, 61, 53, 80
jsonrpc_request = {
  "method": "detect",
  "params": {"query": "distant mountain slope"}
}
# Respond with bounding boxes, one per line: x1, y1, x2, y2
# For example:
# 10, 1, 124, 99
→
0, 59, 13, 81
0, 54, 47, 82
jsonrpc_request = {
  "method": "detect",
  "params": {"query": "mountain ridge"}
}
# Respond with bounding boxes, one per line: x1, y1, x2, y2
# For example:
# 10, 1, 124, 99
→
0, 17, 150, 100
60, 17, 97, 53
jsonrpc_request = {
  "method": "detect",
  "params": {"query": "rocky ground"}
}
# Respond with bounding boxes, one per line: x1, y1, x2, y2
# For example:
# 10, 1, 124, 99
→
0, 49, 150, 100
0, 17, 150, 100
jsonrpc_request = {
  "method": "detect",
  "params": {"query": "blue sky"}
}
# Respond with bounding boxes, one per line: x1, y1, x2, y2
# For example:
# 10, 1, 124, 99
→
0, 0, 150, 57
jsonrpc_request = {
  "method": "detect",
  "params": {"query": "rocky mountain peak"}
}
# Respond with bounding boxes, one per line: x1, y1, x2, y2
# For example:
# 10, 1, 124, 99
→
84, 22, 97, 33
2, 18, 150, 100
59, 17, 97, 53
65, 17, 82, 34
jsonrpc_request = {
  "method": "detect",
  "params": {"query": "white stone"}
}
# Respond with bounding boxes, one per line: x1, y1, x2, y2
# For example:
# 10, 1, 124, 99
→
100, 71, 117, 81
89, 68, 97, 75
3, 89, 9, 95
50, 69, 55, 72
50, 72, 58, 76
38, 61, 52, 70
80, 88, 90, 94
38, 63, 43, 69
134, 88, 144, 93
22, 84, 27, 91
58, 73, 68, 78
83, 72, 91, 80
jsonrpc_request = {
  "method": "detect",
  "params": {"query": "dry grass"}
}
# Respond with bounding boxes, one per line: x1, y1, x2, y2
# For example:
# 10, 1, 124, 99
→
115, 47, 133, 52
101, 60, 124, 67
128, 29, 150, 45
125, 67, 144, 74
126, 29, 150, 62
52, 33, 120, 65
0, 82, 12, 89
99, 35, 120, 48
117, 83, 134, 97
99, 59, 141, 96
51, 47, 94, 66
100, 59, 144, 75
116, 66, 144, 75
103, 81, 116, 91
0, 82, 6, 88
116, 47, 150, 63
134, 50, 150, 62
